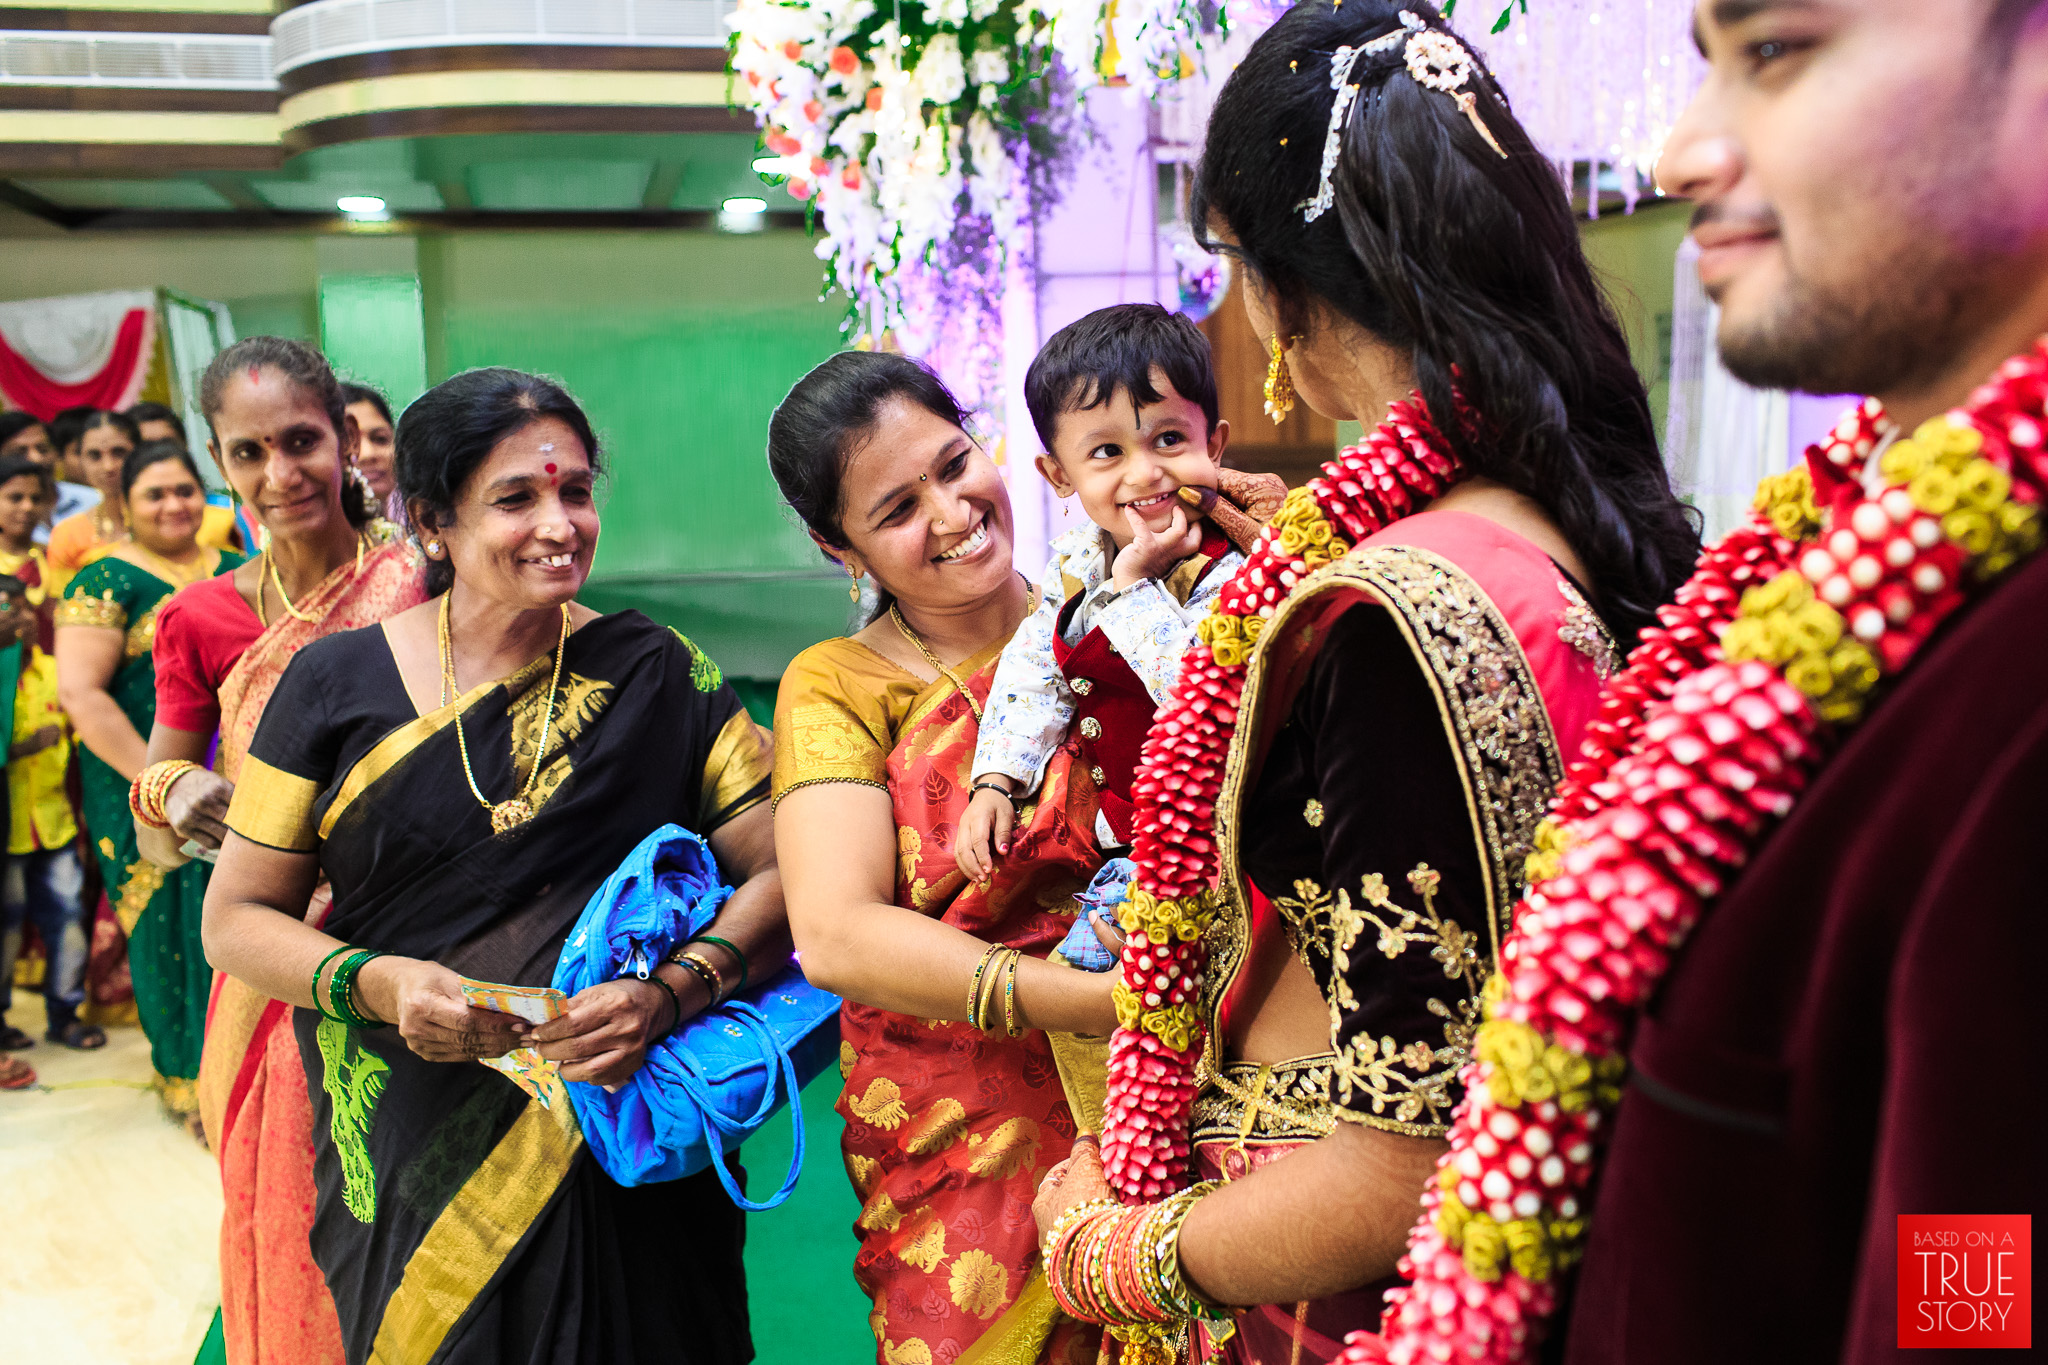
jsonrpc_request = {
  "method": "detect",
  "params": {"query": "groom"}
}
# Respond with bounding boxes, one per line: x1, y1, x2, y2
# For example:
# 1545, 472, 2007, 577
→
1561, 2, 2048, 1361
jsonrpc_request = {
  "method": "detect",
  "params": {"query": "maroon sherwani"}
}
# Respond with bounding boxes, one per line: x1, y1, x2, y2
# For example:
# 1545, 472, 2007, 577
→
1559, 544, 2048, 1362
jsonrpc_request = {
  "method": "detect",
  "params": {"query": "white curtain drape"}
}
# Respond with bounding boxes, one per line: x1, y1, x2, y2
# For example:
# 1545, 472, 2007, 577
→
0, 289, 155, 384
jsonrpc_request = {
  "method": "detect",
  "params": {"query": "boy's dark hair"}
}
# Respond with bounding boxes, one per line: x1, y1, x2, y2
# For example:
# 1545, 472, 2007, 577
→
0, 455, 55, 500
0, 574, 24, 598
1023, 303, 1220, 455
0, 413, 46, 450
49, 405, 97, 455
124, 400, 186, 442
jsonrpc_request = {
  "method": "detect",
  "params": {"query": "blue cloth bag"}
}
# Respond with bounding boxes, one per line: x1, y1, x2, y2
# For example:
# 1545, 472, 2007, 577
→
1056, 857, 1136, 972
554, 824, 840, 1210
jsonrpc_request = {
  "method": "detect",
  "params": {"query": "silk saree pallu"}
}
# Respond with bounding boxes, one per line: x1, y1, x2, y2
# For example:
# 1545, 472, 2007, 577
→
60, 549, 243, 1106
228, 612, 769, 1365
784, 641, 1105, 1365
194, 539, 424, 1365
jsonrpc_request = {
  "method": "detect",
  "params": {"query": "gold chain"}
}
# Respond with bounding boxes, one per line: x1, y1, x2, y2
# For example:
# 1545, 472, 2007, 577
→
123, 543, 214, 589
262, 534, 365, 625
889, 602, 984, 721
887, 580, 1038, 723
439, 593, 571, 834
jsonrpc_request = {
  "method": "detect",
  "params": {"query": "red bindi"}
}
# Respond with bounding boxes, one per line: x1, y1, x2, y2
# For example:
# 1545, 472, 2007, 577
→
544, 463, 557, 474
247, 364, 261, 383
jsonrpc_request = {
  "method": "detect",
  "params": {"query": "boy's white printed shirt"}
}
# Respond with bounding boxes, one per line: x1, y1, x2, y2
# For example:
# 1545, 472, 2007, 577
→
972, 524, 1242, 811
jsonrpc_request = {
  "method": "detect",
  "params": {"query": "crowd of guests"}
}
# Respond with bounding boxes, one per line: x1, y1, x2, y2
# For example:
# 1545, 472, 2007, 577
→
0, 378, 403, 1111
4, 2, 2041, 1364
0, 399, 265, 1095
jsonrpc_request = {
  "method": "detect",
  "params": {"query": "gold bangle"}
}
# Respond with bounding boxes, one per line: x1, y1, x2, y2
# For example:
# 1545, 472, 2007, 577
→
966, 943, 1002, 1030
669, 952, 719, 1004
677, 950, 727, 1003
975, 948, 1014, 1036
1002, 949, 1023, 1037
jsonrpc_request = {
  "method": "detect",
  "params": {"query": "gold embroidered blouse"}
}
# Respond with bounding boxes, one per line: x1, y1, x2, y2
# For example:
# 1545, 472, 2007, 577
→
1199, 535, 1595, 1142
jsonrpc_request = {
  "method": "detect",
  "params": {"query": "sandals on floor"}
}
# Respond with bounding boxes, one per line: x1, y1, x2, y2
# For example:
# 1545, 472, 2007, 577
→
48, 1019, 105, 1050
0, 1054, 35, 1089
0, 1024, 33, 1051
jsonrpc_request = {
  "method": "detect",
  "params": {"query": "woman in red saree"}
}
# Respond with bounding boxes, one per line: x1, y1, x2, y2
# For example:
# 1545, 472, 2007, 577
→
769, 352, 1117, 1365
136, 337, 425, 1365
1030, 4, 1703, 1360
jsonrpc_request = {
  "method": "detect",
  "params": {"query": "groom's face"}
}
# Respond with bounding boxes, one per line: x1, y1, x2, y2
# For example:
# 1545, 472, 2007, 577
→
1662, 0, 2048, 398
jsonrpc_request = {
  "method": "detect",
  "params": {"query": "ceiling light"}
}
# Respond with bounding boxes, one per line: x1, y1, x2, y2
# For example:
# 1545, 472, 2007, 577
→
336, 195, 386, 215
722, 196, 768, 214
751, 157, 781, 175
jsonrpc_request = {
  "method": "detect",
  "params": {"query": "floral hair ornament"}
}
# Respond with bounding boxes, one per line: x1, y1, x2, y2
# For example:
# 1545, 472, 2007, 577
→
1404, 26, 1509, 158
1298, 13, 1420, 223
1299, 11, 1507, 224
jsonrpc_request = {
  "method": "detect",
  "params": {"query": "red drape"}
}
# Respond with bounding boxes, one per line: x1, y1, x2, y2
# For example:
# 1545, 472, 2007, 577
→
0, 308, 151, 420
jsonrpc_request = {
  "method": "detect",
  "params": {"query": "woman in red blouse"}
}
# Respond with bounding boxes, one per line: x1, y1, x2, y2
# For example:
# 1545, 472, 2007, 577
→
135, 336, 423, 1365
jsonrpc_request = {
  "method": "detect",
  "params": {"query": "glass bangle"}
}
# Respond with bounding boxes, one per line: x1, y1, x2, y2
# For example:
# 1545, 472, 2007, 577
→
310, 944, 353, 1023
686, 935, 747, 994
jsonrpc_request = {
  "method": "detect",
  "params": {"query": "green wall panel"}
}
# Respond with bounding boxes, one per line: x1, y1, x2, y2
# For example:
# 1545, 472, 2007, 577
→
228, 293, 319, 348
741, 1072, 875, 1365
1580, 201, 1691, 441
425, 230, 850, 674
320, 272, 430, 414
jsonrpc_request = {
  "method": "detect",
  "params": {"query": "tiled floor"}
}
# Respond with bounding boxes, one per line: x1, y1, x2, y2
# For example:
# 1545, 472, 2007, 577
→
0, 997, 221, 1365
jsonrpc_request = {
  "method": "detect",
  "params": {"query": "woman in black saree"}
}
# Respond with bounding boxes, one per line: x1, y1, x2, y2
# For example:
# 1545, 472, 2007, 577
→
203, 368, 791, 1365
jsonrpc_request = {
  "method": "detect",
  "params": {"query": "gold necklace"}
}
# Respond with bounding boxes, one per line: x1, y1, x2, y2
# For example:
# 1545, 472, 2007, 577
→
126, 543, 213, 588
263, 535, 365, 624
889, 581, 1038, 722
889, 603, 983, 720
439, 593, 571, 834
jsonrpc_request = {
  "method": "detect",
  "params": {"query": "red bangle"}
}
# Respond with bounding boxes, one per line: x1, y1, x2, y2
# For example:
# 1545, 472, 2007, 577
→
130, 758, 200, 830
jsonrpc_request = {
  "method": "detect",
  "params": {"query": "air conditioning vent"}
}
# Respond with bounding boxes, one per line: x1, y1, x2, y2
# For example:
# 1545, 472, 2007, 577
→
0, 31, 275, 89
271, 0, 738, 76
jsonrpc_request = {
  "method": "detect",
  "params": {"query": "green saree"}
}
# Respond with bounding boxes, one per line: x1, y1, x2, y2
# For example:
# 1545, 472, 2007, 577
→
58, 547, 244, 1105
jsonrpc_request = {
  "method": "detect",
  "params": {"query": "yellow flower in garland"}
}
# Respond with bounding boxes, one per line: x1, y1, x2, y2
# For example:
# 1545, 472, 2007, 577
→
1118, 886, 1213, 944
1752, 465, 1822, 541
1474, 1018, 1619, 1113
1195, 613, 1266, 668
1267, 486, 1352, 569
1722, 571, 1881, 723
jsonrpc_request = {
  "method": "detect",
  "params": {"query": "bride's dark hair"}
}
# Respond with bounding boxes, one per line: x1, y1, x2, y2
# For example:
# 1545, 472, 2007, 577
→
1191, 0, 1698, 645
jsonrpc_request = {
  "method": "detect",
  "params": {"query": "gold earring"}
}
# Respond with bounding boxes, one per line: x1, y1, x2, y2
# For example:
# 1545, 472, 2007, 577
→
425, 539, 443, 558
1263, 333, 1297, 425
844, 560, 861, 602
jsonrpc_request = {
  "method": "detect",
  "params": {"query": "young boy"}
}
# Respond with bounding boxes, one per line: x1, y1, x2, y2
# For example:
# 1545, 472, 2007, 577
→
956, 303, 1250, 880
0, 565, 94, 1051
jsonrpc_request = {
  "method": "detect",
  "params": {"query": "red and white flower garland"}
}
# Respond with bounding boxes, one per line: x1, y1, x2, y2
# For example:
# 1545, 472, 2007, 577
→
1336, 347, 2048, 1363
1102, 396, 1467, 1203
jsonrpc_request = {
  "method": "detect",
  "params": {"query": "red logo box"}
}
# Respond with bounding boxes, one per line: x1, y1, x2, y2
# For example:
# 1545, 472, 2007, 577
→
1898, 1215, 2031, 1349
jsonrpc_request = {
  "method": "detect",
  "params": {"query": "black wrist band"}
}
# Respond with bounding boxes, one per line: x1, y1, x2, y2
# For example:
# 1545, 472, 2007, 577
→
645, 971, 683, 1038
972, 780, 1020, 806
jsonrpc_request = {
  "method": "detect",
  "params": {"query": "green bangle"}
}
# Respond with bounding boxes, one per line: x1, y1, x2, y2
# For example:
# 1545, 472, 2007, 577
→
328, 949, 386, 1029
310, 945, 353, 1022
687, 935, 748, 996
